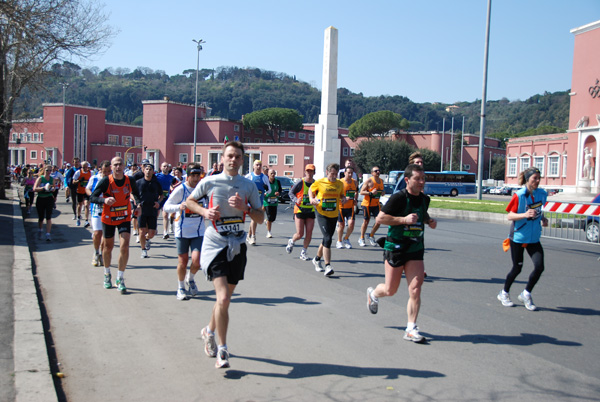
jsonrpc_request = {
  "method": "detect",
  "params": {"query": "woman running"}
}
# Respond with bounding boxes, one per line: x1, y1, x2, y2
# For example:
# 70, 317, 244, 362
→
33, 166, 57, 241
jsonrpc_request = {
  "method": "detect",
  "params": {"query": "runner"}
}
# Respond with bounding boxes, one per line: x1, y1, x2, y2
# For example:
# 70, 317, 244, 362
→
163, 162, 206, 300
497, 167, 548, 311
244, 160, 270, 245
86, 160, 111, 266
366, 164, 437, 343
33, 166, 56, 241
65, 158, 81, 218
136, 163, 163, 258
338, 158, 359, 181
358, 166, 384, 247
186, 141, 263, 369
72, 161, 92, 227
336, 165, 358, 249
285, 164, 316, 260
263, 169, 281, 238
50, 165, 64, 207
156, 162, 174, 239
89, 156, 141, 293
22, 169, 36, 214
309, 163, 346, 277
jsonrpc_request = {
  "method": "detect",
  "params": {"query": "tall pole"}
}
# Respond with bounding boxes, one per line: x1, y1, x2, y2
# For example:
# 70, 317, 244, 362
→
450, 116, 454, 171
489, 151, 492, 178
477, 0, 492, 200
61, 82, 68, 167
460, 116, 465, 171
192, 39, 205, 163
440, 118, 446, 171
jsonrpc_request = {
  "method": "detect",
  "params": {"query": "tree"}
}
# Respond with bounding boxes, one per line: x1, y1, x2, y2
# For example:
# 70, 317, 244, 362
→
491, 157, 506, 181
0, 0, 113, 199
242, 108, 303, 143
419, 148, 441, 172
354, 139, 416, 174
348, 110, 409, 141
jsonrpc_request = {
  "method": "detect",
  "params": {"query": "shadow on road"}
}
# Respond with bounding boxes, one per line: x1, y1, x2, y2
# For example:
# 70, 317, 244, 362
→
400, 331, 583, 347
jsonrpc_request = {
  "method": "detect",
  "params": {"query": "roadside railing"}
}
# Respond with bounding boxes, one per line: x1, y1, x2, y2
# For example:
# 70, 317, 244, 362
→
542, 201, 600, 244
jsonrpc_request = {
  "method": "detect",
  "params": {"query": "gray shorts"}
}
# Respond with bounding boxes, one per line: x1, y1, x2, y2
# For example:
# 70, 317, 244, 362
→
175, 236, 203, 255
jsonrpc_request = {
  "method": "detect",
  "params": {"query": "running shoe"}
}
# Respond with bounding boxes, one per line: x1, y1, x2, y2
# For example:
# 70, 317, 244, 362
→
103, 273, 112, 289
72, 215, 76, 220
176, 287, 190, 301
116, 278, 126, 293
98, 254, 103, 267
497, 290, 514, 307
367, 287, 379, 314
141, 249, 148, 258
169, 227, 174, 234
201, 326, 217, 357
518, 291, 537, 311
343, 239, 352, 249
145, 239, 151, 250
312, 257, 324, 272
358, 238, 366, 247
135, 236, 140, 243
186, 279, 199, 296
336, 241, 343, 249
248, 235, 256, 245
133, 230, 138, 236
216, 348, 230, 369
286, 238, 294, 254
84, 221, 90, 228
299, 249, 309, 260
45, 233, 51, 242
324, 265, 334, 276
66, 197, 70, 203
368, 236, 377, 246
92, 253, 99, 266
404, 326, 426, 343
266, 231, 273, 238
163, 233, 169, 240
76, 218, 81, 227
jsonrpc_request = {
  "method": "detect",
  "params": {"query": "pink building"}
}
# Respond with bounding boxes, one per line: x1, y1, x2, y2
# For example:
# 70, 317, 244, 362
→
505, 19, 600, 194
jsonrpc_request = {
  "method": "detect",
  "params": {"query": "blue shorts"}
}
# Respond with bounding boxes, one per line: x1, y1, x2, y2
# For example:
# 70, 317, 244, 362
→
175, 236, 203, 255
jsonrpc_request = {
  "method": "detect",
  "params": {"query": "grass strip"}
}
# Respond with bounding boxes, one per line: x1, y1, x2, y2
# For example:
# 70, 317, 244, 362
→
429, 197, 508, 214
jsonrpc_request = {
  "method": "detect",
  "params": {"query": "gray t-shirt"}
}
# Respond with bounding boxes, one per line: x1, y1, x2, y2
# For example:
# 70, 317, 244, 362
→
189, 172, 261, 235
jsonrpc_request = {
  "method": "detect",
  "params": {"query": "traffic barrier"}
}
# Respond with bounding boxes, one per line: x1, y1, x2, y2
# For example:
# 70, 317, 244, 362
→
542, 201, 600, 244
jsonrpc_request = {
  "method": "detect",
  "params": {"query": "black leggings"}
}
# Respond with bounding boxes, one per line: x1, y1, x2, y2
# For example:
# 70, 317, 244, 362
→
316, 212, 337, 248
504, 240, 545, 293
36, 196, 54, 222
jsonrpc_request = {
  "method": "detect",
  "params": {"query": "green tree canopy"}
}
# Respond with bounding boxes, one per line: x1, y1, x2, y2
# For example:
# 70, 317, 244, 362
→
348, 110, 409, 141
242, 107, 303, 143
354, 139, 416, 174
491, 157, 506, 181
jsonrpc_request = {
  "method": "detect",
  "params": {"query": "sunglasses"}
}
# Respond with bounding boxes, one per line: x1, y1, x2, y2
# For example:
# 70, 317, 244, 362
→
372, 170, 380, 173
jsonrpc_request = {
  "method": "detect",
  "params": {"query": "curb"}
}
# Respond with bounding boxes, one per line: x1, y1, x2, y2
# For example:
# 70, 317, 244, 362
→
430, 207, 509, 225
11, 188, 58, 402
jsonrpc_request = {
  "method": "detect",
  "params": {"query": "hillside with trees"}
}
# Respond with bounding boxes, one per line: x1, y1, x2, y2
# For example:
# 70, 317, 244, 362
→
14, 63, 570, 140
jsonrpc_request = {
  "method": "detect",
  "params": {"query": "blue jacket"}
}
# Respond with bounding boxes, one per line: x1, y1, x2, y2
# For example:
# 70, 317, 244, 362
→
510, 187, 547, 244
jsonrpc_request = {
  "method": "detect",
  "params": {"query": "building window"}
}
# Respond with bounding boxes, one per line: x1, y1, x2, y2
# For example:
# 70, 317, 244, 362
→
40, 133, 44, 142
33, 133, 39, 142
254, 139, 261, 143
108, 135, 119, 146
244, 137, 251, 143
284, 155, 294, 165
135, 137, 143, 146
533, 156, 544, 176
309, 134, 314, 141
234, 124, 240, 132
288, 131, 296, 139
194, 154, 201, 163
299, 132, 306, 140
122, 136, 132, 147
508, 158, 517, 177
255, 128, 263, 135
280, 131, 286, 138
30, 150, 37, 159
116, 152, 121, 157
180, 153, 188, 164
26, 133, 32, 142
548, 155, 560, 177
244, 126, 250, 133
350, 148, 355, 156
562, 155, 567, 177
73, 114, 88, 160
266, 139, 273, 143
125, 153, 134, 165
137, 154, 142, 164
268, 154, 278, 165
284, 171, 294, 178
343, 147, 349, 156
520, 156, 530, 172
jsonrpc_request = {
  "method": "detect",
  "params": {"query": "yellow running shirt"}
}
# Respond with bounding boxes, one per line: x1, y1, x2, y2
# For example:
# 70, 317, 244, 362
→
310, 178, 345, 218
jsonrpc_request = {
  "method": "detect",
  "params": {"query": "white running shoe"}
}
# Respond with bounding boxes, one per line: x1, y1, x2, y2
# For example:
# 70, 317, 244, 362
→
367, 287, 378, 314
266, 231, 273, 238
135, 236, 140, 243
201, 327, 217, 357
324, 265, 334, 276
141, 249, 148, 258
299, 249, 309, 260
343, 239, 352, 249
312, 257, 324, 272
186, 279, 199, 297
176, 287, 190, 301
248, 235, 256, 245
358, 238, 366, 247
216, 348, 230, 369
497, 290, 514, 307
368, 236, 377, 246
404, 326, 426, 343
286, 239, 294, 254
518, 291, 537, 311
336, 241, 343, 249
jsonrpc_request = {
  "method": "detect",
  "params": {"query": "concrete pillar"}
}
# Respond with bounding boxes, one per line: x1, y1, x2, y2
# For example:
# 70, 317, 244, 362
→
314, 26, 341, 179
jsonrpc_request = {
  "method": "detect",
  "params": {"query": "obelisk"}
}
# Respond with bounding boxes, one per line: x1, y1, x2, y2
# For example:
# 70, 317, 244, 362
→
314, 26, 340, 178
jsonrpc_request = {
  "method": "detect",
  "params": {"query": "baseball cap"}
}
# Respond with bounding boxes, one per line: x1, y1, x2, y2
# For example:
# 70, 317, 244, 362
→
66, 163, 71, 167
305, 164, 316, 171
141, 159, 150, 166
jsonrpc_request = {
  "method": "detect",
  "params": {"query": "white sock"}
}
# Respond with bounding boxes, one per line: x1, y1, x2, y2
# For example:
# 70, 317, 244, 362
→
206, 326, 214, 335
406, 322, 416, 331
218, 344, 227, 351
104, 267, 110, 275
117, 271, 124, 279
178, 280, 185, 289
188, 272, 195, 281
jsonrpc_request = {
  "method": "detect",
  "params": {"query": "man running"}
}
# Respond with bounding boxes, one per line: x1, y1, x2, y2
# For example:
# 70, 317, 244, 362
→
86, 160, 111, 266
337, 165, 358, 249
72, 160, 92, 227
89, 157, 141, 293
136, 163, 164, 258
263, 169, 281, 238
338, 158, 359, 181
358, 166, 384, 247
244, 159, 270, 245
186, 141, 263, 369
156, 162, 174, 239
286, 164, 316, 260
366, 164, 437, 343
65, 158, 80, 219
164, 162, 206, 300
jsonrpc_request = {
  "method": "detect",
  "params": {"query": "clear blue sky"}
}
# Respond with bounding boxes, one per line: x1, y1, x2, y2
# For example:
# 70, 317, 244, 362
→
81, 0, 600, 104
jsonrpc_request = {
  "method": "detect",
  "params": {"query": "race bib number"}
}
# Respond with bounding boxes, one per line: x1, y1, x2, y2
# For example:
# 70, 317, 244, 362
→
346, 190, 356, 198
267, 196, 278, 204
372, 190, 382, 199
214, 216, 243, 233
322, 198, 337, 212
184, 207, 201, 218
528, 201, 543, 218
302, 195, 310, 205
106, 205, 129, 222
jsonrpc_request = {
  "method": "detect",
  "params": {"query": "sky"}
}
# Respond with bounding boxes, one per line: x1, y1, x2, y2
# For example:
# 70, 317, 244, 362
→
78, 0, 600, 104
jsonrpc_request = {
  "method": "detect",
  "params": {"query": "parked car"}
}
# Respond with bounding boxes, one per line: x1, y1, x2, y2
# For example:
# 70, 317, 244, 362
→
275, 176, 294, 204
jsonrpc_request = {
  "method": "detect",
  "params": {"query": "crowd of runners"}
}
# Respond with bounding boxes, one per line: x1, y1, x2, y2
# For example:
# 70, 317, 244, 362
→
11, 143, 549, 369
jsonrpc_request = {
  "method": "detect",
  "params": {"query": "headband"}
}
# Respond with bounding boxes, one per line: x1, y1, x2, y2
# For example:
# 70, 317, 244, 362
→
189, 168, 202, 174
524, 168, 540, 182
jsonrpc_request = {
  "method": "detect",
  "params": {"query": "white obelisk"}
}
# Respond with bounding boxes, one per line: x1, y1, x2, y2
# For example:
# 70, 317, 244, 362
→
314, 26, 340, 179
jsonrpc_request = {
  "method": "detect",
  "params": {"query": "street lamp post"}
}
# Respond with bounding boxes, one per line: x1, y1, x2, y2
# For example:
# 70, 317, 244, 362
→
61, 82, 69, 167
192, 39, 206, 163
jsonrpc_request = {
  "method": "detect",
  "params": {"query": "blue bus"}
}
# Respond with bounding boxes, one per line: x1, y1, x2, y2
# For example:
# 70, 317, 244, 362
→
393, 171, 476, 197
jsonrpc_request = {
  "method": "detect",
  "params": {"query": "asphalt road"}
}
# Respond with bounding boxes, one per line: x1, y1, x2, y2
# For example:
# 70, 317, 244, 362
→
19, 198, 600, 401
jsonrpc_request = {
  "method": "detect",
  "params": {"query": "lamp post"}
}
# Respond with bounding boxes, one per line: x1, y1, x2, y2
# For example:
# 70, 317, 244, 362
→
192, 39, 206, 163
61, 82, 69, 167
